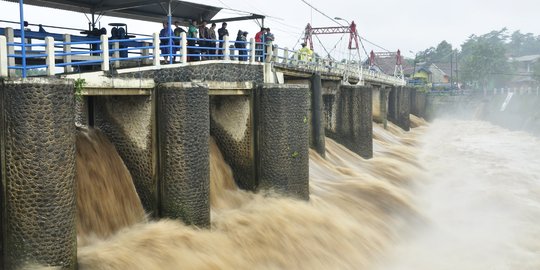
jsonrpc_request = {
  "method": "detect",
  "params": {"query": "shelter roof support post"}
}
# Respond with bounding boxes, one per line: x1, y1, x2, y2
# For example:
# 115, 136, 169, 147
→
19, 0, 26, 78
168, 1, 172, 65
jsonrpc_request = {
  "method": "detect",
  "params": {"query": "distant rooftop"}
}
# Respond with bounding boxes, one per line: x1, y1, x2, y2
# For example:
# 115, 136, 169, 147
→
512, 55, 540, 62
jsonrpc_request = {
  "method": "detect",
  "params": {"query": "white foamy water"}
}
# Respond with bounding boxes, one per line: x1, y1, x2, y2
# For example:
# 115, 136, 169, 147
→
377, 119, 540, 270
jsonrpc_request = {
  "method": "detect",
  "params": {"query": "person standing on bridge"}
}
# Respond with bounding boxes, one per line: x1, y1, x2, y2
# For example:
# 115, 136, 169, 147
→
217, 22, 229, 59
159, 21, 172, 63
199, 20, 210, 60
298, 42, 313, 62
187, 20, 199, 61
255, 27, 266, 62
209, 23, 217, 58
263, 28, 275, 61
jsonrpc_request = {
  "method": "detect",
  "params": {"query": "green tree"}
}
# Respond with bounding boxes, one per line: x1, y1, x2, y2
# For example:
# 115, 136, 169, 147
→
459, 29, 509, 90
433, 40, 453, 62
507, 30, 540, 57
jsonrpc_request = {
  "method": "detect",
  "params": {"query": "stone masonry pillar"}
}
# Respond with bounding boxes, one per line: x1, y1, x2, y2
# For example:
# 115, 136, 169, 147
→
326, 84, 373, 159
388, 86, 411, 131
255, 84, 310, 200
157, 82, 210, 227
0, 78, 77, 269
310, 73, 326, 157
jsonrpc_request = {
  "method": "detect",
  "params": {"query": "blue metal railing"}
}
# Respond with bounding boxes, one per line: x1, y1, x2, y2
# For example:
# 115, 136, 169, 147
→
1, 28, 406, 86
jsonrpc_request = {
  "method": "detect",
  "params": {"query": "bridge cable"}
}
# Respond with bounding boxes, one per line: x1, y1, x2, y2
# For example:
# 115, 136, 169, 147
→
314, 34, 333, 60
299, 0, 344, 26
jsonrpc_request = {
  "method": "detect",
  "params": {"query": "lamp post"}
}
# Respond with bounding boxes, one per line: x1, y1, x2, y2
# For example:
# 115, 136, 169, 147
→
334, 17, 350, 26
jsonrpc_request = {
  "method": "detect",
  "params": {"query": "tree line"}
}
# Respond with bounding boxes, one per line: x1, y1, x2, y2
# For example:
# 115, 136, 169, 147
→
413, 28, 540, 90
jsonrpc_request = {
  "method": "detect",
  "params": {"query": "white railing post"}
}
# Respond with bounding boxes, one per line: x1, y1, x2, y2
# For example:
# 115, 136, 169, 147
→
45, 36, 55, 76
283, 47, 288, 64
62, 34, 73, 73
180, 32, 187, 63
272, 45, 278, 62
100, 35, 109, 71
249, 38, 255, 63
112, 42, 120, 68
223, 35, 230, 61
265, 42, 273, 63
153, 32, 161, 67
0, 35, 7, 78
5, 27, 15, 77
142, 41, 151, 65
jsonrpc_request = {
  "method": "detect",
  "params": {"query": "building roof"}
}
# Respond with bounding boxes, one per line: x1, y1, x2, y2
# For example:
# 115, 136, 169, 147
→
3, 0, 264, 24
513, 55, 540, 62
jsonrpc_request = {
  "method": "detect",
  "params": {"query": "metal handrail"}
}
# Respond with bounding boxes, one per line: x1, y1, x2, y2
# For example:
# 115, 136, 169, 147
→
0, 28, 405, 85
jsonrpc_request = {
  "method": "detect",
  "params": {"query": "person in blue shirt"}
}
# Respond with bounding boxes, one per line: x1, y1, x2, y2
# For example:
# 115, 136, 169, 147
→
159, 21, 172, 63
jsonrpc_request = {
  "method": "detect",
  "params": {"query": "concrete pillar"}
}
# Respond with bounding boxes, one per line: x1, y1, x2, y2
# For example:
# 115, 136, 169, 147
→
325, 84, 373, 159
255, 84, 310, 200
0, 78, 76, 269
388, 86, 410, 131
310, 73, 325, 157
157, 82, 210, 227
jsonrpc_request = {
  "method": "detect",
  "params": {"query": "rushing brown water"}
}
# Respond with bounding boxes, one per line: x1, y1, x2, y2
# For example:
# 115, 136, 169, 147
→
76, 127, 146, 240
67, 120, 425, 270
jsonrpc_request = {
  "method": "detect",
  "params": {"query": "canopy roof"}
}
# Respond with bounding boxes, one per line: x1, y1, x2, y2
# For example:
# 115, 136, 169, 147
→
4, 0, 264, 24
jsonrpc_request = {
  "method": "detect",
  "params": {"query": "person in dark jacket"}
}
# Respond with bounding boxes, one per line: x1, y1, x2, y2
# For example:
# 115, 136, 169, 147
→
217, 22, 229, 58
159, 21, 171, 63
235, 30, 248, 61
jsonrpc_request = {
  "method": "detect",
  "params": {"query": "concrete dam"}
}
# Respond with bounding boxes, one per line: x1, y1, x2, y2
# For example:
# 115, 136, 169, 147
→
1, 62, 540, 270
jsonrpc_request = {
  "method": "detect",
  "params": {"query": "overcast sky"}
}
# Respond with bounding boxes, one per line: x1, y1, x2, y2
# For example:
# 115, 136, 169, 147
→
1, 0, 539, 59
